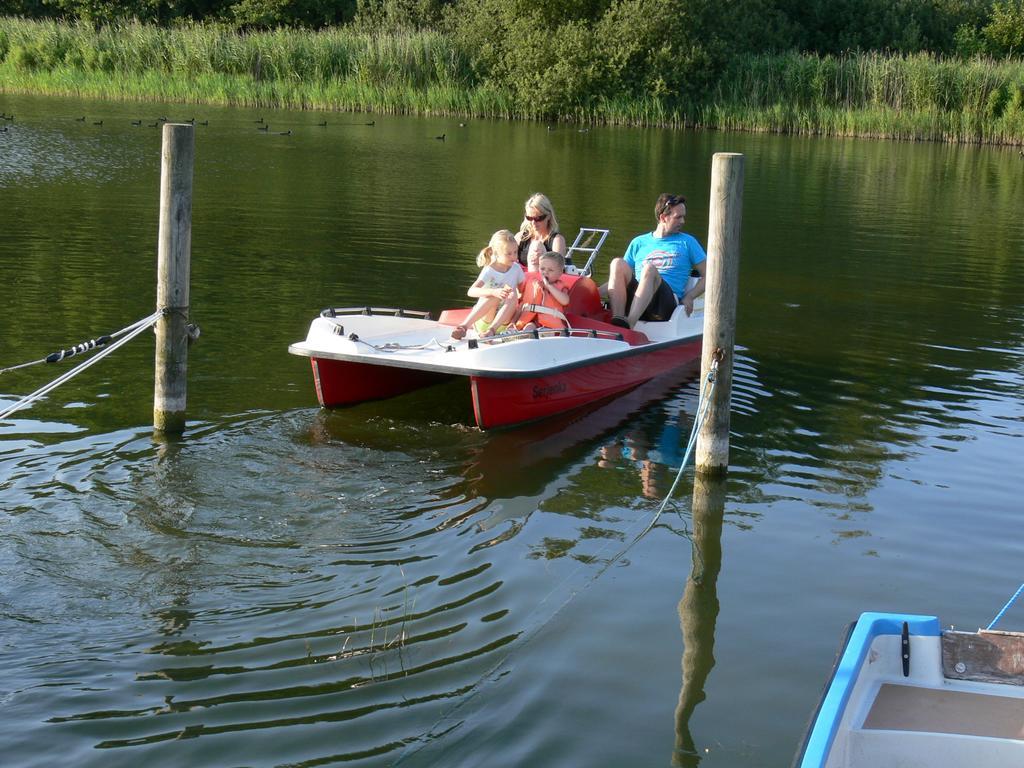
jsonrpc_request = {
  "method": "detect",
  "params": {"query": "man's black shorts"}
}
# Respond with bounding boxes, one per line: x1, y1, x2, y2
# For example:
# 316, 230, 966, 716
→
625, 277, 679, 321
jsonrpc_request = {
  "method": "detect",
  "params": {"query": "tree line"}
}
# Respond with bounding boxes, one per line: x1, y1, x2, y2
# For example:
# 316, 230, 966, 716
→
2, 0, 1022, 130
4, 0, 1022, 59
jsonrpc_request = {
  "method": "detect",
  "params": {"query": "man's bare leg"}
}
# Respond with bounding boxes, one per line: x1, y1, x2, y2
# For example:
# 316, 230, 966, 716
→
626, 264, 662, 327
608, 258, 633, 319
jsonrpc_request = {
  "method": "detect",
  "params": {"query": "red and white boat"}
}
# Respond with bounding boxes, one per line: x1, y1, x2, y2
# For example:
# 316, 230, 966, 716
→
288, 230, 704, 429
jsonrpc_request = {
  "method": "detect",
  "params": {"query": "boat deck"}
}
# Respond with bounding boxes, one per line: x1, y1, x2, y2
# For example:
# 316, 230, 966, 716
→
289, 308, 703, 378
846, 681, 1024, 766
864, 682, 1024, 738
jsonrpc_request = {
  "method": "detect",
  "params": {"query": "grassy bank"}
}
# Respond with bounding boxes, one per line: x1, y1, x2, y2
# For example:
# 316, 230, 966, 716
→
705, 51, 1024, 144
2, 17, 1023, 144
0, 18, 512, 116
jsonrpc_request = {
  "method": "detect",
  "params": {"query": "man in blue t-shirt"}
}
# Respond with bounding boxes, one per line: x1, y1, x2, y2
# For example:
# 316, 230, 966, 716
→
606, 193, 707, 328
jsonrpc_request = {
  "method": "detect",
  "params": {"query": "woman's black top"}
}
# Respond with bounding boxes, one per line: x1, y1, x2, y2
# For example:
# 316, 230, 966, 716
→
517, 231, 572, 266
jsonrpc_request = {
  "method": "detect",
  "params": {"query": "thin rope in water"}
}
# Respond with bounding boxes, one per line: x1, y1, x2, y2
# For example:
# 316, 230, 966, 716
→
0, 357, 48, 375
0, 310, 162, 422
986, 582, 1024, 630
394, 358, 720, 764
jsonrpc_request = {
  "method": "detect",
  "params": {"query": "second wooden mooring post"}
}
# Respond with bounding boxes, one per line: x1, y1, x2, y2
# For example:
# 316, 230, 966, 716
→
696, 152, 744, 476
154, 123, 194, 434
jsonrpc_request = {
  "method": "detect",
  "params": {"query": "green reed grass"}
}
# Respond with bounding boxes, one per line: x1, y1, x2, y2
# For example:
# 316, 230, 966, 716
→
707, 51, 1024, 144
1, 17, 1022, 143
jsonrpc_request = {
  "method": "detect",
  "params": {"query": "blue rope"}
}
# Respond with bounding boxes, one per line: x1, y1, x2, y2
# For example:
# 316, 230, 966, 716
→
986, 582, 1024, 630
628, 357, 718, 545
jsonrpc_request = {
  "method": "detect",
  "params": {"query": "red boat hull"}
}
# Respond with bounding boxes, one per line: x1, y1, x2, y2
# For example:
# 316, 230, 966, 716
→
310, 357, 451, 406
305, 313, 702, 428
470, 337, 702, 429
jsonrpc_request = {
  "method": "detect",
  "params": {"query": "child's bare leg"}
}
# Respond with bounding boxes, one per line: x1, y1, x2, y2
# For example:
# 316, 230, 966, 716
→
457, 297, 499, 335
491, 297, 518, 329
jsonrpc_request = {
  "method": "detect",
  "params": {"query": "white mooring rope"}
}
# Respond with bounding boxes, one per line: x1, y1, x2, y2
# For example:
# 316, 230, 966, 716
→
0, 310, 162, 422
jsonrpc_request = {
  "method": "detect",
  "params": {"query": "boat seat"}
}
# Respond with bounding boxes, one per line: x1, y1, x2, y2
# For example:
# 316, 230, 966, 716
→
437, 307, 472, 326
563, 275, 605, 319
834, 681, 1024, 768
438, 274, 607, 327
846, 727, 1024, 766
864, 683, 1024, 739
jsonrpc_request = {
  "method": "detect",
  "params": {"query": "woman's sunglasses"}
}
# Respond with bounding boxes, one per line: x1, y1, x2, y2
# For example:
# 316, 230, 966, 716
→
525, 214, 547, 222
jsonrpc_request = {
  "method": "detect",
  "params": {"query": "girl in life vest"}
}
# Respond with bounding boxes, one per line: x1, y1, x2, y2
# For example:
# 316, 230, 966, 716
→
514, 252, 571, 331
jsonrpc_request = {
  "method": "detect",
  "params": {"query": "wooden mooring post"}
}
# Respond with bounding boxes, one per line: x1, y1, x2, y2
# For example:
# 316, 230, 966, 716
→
154, 123, 194, 434
695, 152, 744, 477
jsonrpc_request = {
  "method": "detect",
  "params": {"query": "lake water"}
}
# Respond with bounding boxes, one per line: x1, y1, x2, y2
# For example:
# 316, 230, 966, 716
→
1, 92, 1023, 767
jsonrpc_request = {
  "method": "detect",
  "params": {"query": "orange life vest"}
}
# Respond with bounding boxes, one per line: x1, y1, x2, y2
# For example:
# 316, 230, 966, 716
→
515, 275, 570, 330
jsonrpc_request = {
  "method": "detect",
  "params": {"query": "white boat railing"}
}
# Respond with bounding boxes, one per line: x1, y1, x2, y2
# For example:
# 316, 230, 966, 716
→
462, 325, 628, 349
565, 228, 610, 277
320, 307, 432, 320
309, 307, 631, 348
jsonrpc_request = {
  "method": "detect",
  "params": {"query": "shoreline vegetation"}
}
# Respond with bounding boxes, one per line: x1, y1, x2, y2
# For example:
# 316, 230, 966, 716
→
1, 17, 1023, 145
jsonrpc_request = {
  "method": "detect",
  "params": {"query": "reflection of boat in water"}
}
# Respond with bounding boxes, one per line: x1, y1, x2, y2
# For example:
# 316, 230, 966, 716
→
467, 360, 701, 496
289, 229, 704, 429
795, 612, 1024, 767
297, 356, 701, 521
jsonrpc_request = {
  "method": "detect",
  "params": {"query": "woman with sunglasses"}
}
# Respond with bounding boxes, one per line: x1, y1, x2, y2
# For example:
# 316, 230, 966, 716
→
515, 193, 568, 273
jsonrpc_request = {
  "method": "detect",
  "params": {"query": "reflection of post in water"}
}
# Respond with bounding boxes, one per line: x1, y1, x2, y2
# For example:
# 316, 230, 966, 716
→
673, 474, 726, 766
